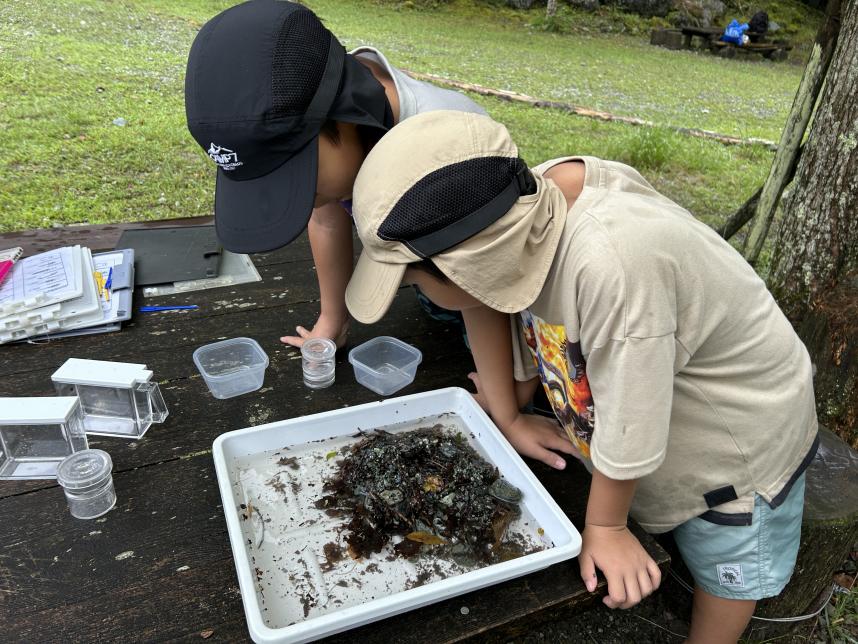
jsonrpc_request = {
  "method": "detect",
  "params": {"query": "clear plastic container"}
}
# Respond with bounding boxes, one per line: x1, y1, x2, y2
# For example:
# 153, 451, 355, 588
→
193, 337, 269, 399
57, 449, 116, 519
0, 397, 89, 480
348, 336, 422, 396
302, 338, 336, 389
52, 359, 168, 439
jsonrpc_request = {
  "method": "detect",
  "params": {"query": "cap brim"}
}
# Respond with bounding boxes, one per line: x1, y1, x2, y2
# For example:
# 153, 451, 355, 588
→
214, 138, 318, 253
345, 251, 406, 324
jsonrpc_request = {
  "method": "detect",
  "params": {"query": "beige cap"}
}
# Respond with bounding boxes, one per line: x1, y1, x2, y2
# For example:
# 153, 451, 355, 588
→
346, 110, 568, 324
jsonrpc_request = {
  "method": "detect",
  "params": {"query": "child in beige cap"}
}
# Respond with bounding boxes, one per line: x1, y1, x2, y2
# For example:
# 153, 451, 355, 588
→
345, 110, 818, 643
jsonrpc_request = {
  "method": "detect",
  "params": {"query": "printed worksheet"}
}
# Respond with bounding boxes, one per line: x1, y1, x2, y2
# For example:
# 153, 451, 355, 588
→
0, 246, 82, 313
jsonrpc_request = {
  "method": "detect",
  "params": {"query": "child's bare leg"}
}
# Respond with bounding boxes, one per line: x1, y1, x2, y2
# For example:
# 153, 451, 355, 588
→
686, 587, 755, 644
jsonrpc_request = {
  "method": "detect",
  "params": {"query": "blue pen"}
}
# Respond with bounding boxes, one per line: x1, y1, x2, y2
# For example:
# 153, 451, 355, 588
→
139, 305, 199, 312
105, 267, 113, 290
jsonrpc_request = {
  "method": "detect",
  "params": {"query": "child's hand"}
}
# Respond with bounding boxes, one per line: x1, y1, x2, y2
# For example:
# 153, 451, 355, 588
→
280, 314, 349, 349
579, 524, 662, 609
501, 413, 580, 470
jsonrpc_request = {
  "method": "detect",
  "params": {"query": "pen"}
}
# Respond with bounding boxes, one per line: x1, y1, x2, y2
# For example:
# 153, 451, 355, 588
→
139, 305, 199, 312
0, 260, 13, 287
105, 267, 113, 290
93, 271, 105, 298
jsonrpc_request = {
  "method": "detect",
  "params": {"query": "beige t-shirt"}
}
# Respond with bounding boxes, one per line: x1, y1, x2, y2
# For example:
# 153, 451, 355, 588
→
512, 156, 818, 533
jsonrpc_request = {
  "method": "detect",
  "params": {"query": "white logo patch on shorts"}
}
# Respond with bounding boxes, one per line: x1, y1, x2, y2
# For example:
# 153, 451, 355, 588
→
717, 563, 745, 587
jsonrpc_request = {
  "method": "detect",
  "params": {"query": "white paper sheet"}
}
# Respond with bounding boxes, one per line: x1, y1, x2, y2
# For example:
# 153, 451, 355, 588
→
0, 248, 100, 343
0, 246, 83, 315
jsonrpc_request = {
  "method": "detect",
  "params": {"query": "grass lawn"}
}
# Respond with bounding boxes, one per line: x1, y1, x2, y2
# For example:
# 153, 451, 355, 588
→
0, 0, 815, 237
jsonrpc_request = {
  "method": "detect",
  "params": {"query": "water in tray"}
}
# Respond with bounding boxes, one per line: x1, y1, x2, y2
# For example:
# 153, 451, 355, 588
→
230, 413, 553, 628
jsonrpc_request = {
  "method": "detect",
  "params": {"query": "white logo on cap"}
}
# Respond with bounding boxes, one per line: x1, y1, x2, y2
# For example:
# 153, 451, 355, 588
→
208, 143, 244, 171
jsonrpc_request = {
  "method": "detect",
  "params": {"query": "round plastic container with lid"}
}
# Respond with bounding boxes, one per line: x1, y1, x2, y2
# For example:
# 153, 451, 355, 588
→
301, 338, 336, 389
57, 449, 116, 519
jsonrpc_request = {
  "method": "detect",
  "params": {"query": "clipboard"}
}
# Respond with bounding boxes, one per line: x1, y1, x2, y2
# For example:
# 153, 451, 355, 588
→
117, 225, 221, 286
7, 249, 135, 343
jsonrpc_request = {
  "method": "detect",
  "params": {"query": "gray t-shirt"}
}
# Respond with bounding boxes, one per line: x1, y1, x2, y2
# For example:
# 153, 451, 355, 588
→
350, 47, 486, 120
339, 49, 485, 216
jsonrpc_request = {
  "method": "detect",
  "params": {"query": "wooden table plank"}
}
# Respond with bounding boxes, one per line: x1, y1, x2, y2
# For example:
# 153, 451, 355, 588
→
0, 222, 669, 642
0, 220, 335, 266
0, 217, 215, 256
0, 450, 666, 643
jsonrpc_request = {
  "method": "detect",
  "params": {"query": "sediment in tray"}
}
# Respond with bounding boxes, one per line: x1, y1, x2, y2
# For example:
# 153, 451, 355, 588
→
317, 425, 532, 565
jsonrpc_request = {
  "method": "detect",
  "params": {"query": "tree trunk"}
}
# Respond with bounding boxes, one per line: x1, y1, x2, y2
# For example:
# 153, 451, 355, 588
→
546, 0, 558, 17
751, 428, 858, 637
796, 278, 858, 446
768, 0, 858, 446
741, 0, 842, 263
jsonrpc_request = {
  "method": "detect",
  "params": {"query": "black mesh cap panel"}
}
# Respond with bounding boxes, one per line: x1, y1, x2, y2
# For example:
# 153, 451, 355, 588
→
271, 7, 330, 116
378, 157, 530, 243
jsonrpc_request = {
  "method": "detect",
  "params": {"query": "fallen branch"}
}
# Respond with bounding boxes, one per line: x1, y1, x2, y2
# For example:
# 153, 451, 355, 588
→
720, 186, 762, 240
402, 69, 778, 150
720, 143, 805, 241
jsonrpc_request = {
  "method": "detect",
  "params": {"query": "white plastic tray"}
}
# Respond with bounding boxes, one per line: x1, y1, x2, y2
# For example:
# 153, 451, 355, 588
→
213, 387, 581, 643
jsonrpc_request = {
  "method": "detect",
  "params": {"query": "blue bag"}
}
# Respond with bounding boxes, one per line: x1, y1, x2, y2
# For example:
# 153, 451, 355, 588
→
722, 19, 749, 44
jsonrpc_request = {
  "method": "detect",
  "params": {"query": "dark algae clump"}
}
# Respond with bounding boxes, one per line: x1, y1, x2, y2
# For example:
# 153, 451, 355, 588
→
317, 425, 527, 563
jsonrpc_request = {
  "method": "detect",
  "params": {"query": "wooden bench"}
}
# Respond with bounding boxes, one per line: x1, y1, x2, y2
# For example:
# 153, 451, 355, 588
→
0, 220, 669, 642
711, 39, 793, 61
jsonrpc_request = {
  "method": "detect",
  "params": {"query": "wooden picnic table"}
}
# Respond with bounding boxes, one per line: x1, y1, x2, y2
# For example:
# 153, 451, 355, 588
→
679, 25, 724, 49
0, 219, 668, 643
677, 25, 791, 60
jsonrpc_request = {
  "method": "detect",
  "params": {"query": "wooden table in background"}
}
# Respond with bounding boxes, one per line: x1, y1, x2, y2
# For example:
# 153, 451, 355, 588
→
0, 220, 668, 643
679, 25, 724, 49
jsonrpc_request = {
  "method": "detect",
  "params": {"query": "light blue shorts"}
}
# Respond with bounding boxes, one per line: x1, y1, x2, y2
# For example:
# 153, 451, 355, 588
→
673, 473, 806, 600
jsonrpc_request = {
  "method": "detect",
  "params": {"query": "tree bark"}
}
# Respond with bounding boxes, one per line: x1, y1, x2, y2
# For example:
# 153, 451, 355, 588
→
742, 0, 843, 263
546, 0, 558, 18
769, 0, 858, 319
768, 0, 858, 445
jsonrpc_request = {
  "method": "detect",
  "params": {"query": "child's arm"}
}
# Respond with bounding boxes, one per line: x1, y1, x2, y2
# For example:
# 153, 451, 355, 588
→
580, 469, 662, 608
281, 202, 352, 348
467, 370, 537, 413
460, 304, 579, 469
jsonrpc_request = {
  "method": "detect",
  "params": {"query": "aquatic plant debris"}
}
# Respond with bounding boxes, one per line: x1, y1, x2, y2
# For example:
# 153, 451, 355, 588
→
318, 425, 528, 563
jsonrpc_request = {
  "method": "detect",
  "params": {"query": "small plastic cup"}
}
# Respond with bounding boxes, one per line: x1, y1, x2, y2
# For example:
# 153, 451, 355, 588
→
57, 449, 116, 520
302, 338, 336, 389
348, 336, 422, 396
